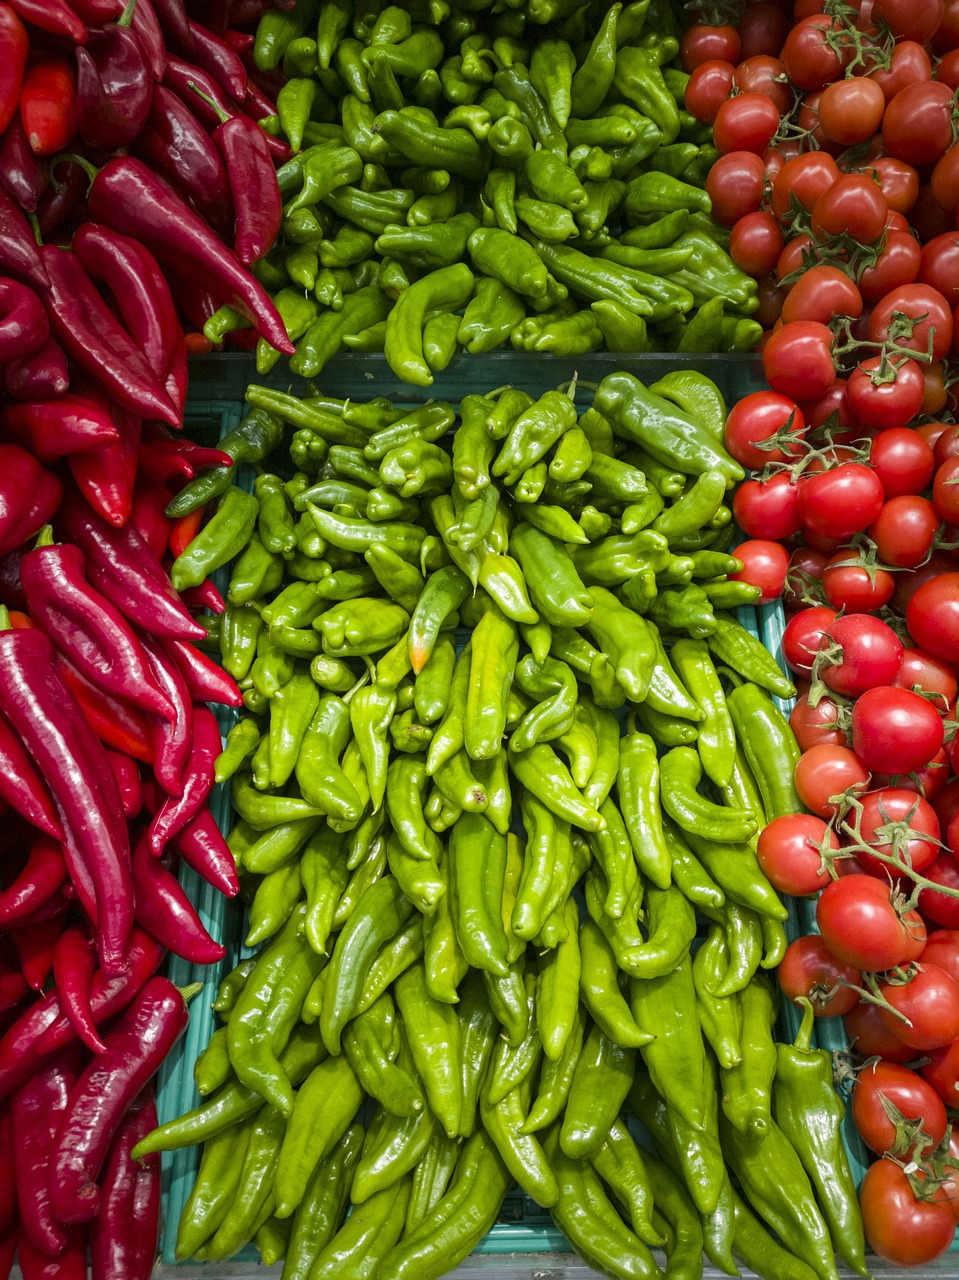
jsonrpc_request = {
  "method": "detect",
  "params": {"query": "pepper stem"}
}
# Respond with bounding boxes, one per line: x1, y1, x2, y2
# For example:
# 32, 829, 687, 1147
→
118, 0, 139, 28
793, 996, 815, 1053
53, 153, 100, 195
179, 982, 205, 1005
0, 607, 10, 633
188, 80, 232, 126
34, 525, 55, 548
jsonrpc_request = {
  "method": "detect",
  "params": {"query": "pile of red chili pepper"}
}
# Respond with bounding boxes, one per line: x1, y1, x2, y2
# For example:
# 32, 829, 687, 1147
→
0, 0, 315, 1275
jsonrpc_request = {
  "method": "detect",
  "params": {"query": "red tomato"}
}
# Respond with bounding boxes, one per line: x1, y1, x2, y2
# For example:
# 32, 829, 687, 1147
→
762, 321, 836, 402
869, 427, 935, 498
818, 875, 927, 972
907, 572, 959, 664
860, 1158, 955, 1267
921, 1038, 959, 1110
852, 691, 946, 776
754, 274, 786, 329
935, 0, 959, 50
797, 89, 843, 156
728, 539, 789, 603
680, 23, 741, 71
868, 39, 933, 101
853, 786, 942, 876
845, 999, 915, 1062
912, 182, 957, 241
892, 550, 959, 612
934, 455, 959, 524
878, 963, 959, 1051
684, 59, 736, 124
782, 605, 838, 677
729, 211, 784, 277
884, 81, 957, 167
781, 15, 850, 89
713, 92, 781, 155
783, 546, 830, 611
739, 1, 792, 57
933, 781, 959, 836
920, 233, 959, 310
938, 48, 959, 89
810, 174, 888, 244
874, 0, 945, 42
920, 853, 959, 927
847, 356, 925, 431
921, 929, 959, 986
733, 56, 793, 114
733, 472, 803, 540
817, 76, 885, 145
817, 612, 904, 698
757, 812, 838, 895
705, 150, 767, 227
781, 266, 863, 326
795, 743, 871, 817
771, 152, 841, 221
933, 422, 959, 466
797, 378, 856, 437
869, 284, 954, 361
776, 234, 818, 286
796, 462, 885, 541
932, 145, 959, 215
790, 691, 848, 750
723, 390, 806, 468
778, 934, 861, 1016
822, 547, 895, 612
893, 647, 958, 715
866, 158, 920, 218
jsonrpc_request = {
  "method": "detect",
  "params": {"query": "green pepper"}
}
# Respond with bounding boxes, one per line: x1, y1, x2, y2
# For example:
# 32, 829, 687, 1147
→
719, 972, 778, 1141
281, 1125, 363, 1280
727, 682, 803, 820
560, 1020, 637, 1160
692, 925, 743, 1070
578, 918, 651, 1050
295, 694, 365, 826
659, 747, 759, 843
175, 1124, 250, 1258
629, 952, 709, 1132
706, 614, 797, 700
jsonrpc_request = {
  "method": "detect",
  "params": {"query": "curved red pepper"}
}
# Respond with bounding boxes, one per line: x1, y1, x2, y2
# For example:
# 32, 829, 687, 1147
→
35, 154, 89, 238
128, 0, 166, 81
146, 704, 220, 852
20, 55, 78, 157
49, 976, 193, 1224
0, 5, 27, 137
87, 156, 294, 354
89, 1086, 161, 1280
3, 336, 69, 400
180, 578, 225, 614
21, 542, 177, 723
18, 1222, 88, 1280
140, 632, 192, 794
0, 184, 46, 288
173, 804, 239, 898
198, 91, 282, 268
0, 278, 48, 364
0, 836, 67, 924
10, 915, 65, 991
66, 402, 141, 529
186, 18, 247, 101
0, 116, 47, 211
12, 1044, 83, 1256
0, 395, 118, 462
165, 326, 188, 418
56, 487, 205, 642
57, 657, 156, 767
0, 712, 64, 838
75, 0, 152, 150
128, 479, 175, 562
105, 748, 142, 819
53, 924, 107, 1054
0, 938, 25, 1015
0, 627, 134, 976
165, 635, 243, 706
150, 0, 192, 53
71, 0, 122, 20
132, 836, 226, 963
6, 0, 85, 41
0, 1108, 14, 1236
0, 444, 61, 558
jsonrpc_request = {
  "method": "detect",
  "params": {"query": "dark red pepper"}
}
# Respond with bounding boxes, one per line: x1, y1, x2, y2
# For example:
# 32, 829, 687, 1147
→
0, 116, 47, 211
226, 9, 265, 35
75, 0, 152, 149
0, 836, 67, 923
146, 704, 219, 852
180, 578, 225, 613
165, 324, 188, 418
0, 1107, 15, 1235
132, 835, 226, 962
150, 0, 193, 52
57, 656, 156, 767
173, 804, 239, 898
105, 748, 142, 819
164, 265, 222, 333
162, 52, 233, 128
3, 337, 70, 400
0, 1226, 13, 1280
139, 424, 233, 484
20, 539, 177, 723
55, 488, 207, 641
135, 84, 235, 242
49, 975, 196, 1223
0, 623, 134, 976
18, 1223, 88, 1280
242, 73, 280, 119
0, 186, 47, 289
164, 635, 243, 706
140, 631, 192, 794
35, 155, 89, 240
0, 711, 64, 837
0, 444, 61, 558
66, 399, 141, 529
89, 1086, 161, 1280
87, 156, 294, 353
128, 0, 167, 81
40, 245, 178, 427
7, 0, 86, 41
188, 0, 229, 33
0, 395, 118, 462
12, 1046, 83, 1257
185, 18, 247, 100
20, 54, 78, 156
53, 924, 108, 1054
0, 939, 26, 1015
0, 278, 48, 364
70, 0, 122, 21
128, 479, 175, 562
10, 915, 65, 991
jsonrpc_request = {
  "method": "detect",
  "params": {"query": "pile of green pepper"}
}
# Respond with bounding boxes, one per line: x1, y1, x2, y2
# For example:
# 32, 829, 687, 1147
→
203, 0, 761, 380
136, 370, 867, 1279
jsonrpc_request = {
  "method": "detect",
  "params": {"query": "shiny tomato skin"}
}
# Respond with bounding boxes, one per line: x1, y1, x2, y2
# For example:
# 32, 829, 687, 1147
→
770, 152, 841, 220
918, 851, 959, 927
732, 472, 803, 540
893, 647, 958, 713
782, 605, 838, 677
934, 455, 959, 523
867, 157, 921, 217
781, 15, 850, 89
822, 548, 894, 612
870, 284, 954, 362
684, 59, 736, 124
796, 463, 885, 541
869, 427, 935, 497
706, 150, 767, 226
728, 539, 789, 603
789, 692, 848, 750
680, 22, 741, 71
870, 495, 940, 570
868, 39, 933, 101
883, 81, 956, 166
729, 211, 784, 277
818, 76, 885, 145
921, 1037, 959, 1109
763, 322, 836, 403
810, 174, 888, 244
907, 572, 959, 664
723, 390, 805, 468
874, 0, 945, 43
852, 786, 942, 877
860, 1158, 955, 1267
818, 875, 924, 972
778, 934, 861, 1017
795, 743, 871, 818
783, 546, 830, 611
844, 999, 915, 1062
919, 233, 959, 309
846, 356, 925, 432
733, 55, 793, 113
713, 92, 781, 155
757, 812, 838, 895
781, 266, 863, 326
817, 612, 904, 698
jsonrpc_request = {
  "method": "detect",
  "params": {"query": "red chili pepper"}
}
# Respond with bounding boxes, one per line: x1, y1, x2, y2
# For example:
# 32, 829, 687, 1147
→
67, 401, 141, 529
20, 539, 177, 723
0, 116, 47, 211
0, 186, 47, 289
173, 804, 239, 898
165, 325, 188, 417
165, 266, 222, 335
132, 836, 226, 963
242, 72, 280, 119
0, 623, 134, 976
57, 657, 156, 765
0, 277, 48, 364
223, 24, 256, 52
49, 975, 196, 1224
7, 0, 86, 42
0, 1226, 13, 1280
75, 0, 152, 150
0, 708, 64, 836
12, 1046, 83, 1257
35, 154, 89, 239
0, 444, 62, 559
140, 632, 192, 794
146, 704, 220, 852
180, 577, 225, 614
150, 0, 193, 52
128, 479, 175, 562
71, 224, 180, 383
3, 337, 69, 401
137, 441, 194, 485
70, 0, 122, 20
40, 244, 178, 428
20, 55, 78, 156
164, 635, 243, 706
0, 1107, 14, 1235
87, 156, 294, 353
128, 0, 166, 82
167, 507, 203, 559
186, 18, 247, 101
0, 837, 67, 926
183, 330, 213, 355
0, 395, 118, 462
105, 748, 141, 819
55, 488, 205, 642
53, 925, 108, 1054
142, 423, 233, 475
89, 1086, 161, 1280
0, 939, 26, 1014
10, 915, 65, 991
0, 5, 28, 143
162, 53, 232, 129
18, 1222, 88, 1280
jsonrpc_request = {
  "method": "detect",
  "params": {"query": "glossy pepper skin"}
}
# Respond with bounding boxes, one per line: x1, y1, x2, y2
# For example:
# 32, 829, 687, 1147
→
0, 277, 48, 364
89, 1086, 161, 1280
75, 0, 153, 149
